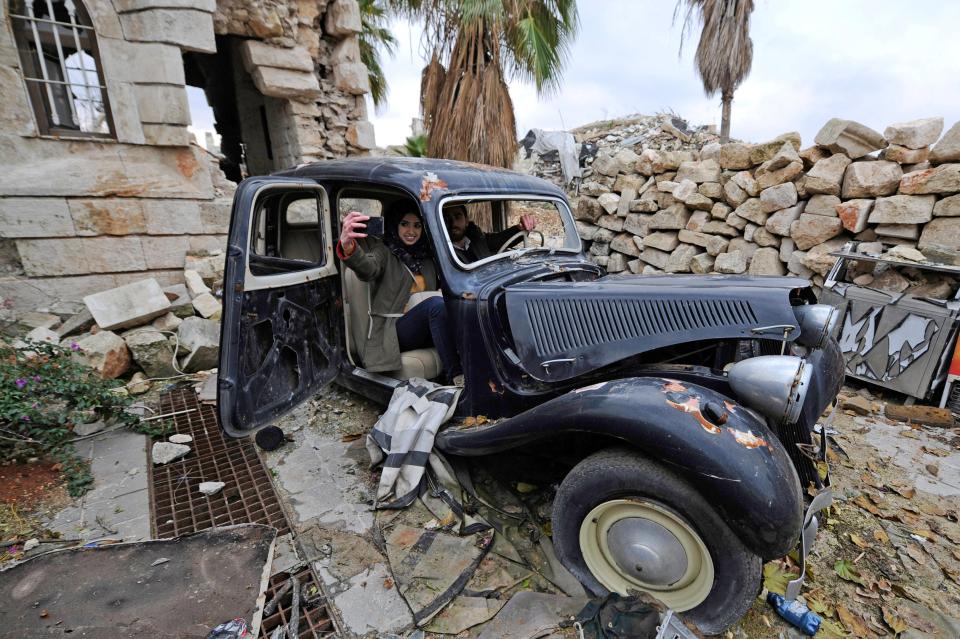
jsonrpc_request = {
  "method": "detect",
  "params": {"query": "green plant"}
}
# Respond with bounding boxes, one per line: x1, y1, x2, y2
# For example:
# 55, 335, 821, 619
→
0, 340, 138, 496
130, 418, 174, 439
402, 133, 428, 157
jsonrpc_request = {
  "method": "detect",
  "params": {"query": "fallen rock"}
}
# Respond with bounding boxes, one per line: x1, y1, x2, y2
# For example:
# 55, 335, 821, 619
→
169, 434, 193, 444
930, 120, 960, 162
56, 308, 95, 338
875, 223, 919, 239
25, 326, 59, 344
72, 331, 131, 379
887, 245, 927, 262
871, 268, 911, 293
128, 372, 151, 395
841, 161, 902, 198
124, 330, 177, 378
815, 118, 887, 158
749, 133, 802, 165
16, 311, 60, 332
184, 269, 211, 298
177, 317, 221, 373
184, 252, 226, 285
163, 284, 194, 318
192, 292, 222, 320
842, 395, 876, 415
198, 481, 226, 496
151, 312, 183, 332
884, 404, 955, 428
884, 117, 944, 149
918, 218, 960, 255
152, 442, 191, 465
83, 279, 171, 331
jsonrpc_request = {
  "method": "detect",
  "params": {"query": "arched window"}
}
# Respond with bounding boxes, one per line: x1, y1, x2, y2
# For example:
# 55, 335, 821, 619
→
9, 0, 114, 137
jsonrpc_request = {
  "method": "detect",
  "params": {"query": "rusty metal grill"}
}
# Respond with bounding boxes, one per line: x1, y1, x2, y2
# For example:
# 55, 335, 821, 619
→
261, 568, 337, 638
147, 388, 338, 638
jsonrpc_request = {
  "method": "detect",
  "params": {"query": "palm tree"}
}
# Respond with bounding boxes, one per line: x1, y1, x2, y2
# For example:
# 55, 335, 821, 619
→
359, 0, 398, 111
389, 0, 579, 167
676, 0, 755, 143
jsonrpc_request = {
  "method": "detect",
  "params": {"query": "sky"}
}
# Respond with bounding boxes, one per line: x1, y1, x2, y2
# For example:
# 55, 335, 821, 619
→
186, 1, 960, 151
366, 0, 960, 148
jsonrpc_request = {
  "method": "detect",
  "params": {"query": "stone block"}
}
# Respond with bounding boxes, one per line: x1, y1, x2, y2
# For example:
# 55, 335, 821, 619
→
15, 237, 146, 276
719, 143, 752, 170
639, 247, 670, 270
163, 284, 194, 318
25, 326, 59, 344
346, 121, 376, 149
610, 233, 640, 257
685, 193, 714, 211
760, 183, 798, 213
836, 199, 873, 233
765, 202, 804, 236
119, 9, 216, 53
144, 124, 192, 146
726, 213, 748, 230
685, 210, 711, 231
613, 175, 644, 193
728, 238, 758, 261
152, 312, 182, 332
88, 237, 149, 273
750, 133, 801, 165
779, 238, 795, 263
665, 244, 698, 273
124, 329, 178, 377
748, 247, 785, 276
614, 149, 641, 174
616, 188, 636, 216
575, 221, 600, 241
762, 142, 801, 172
799, 146, 831, 168
714, 251, 747, 274
814, 118, 887, 158
875, 224, 919, 240
732, 171, 760, 196
733, 198, 767, 225
0, 139, 214, 199
701, 142, 721, 163
841, 161, 902, 198
805, 153, 851, 195
97, 39, 185, 85
239, 40, 314, 73
0, 66, 36, 136
114, 0, 216, 11
672, 180, 697, 202
884, 145, 929, 165
868, 194, 936, 224
702, 221, 738, 237
698, 182, 722, 199
639, 232, 675, 253
598, 193, 621, 214
690, 252, 715, 274
630, 199, 659, 214
931, 121, 960, 163
743, 223, 758, 242
73, 330, 132, 379
252, 66, 323, 100
325, 0, 362, 36
84, 278, 171, 330
589, 242, 610, 257
711, 202, 732, 220
787, 251, 813, 277
934, 194, 960, 217
142, 200, 204, 235
675, 160, 721, 184
801, 239, 848, 276
606, 252, 628, 273
791, 214, 843, 250
884, 117, 943, 149
69, 199, 146, 236
0, 198, 75, 237
142, 236, 190, 269
177, 317, 220, 372
575, 197, 602, 223
805, 194, 841, 217
653, 151, 695, 173
899, 164, 960, 194
753, 227, 780, 248
596, 215, 625, 232
200, 199, 232, 234
580, 181, 610, 196
592, 152, 619, 177
184, 269, 210, 297
918, 218, 960, 253
755, 160, 803, 190
649, 204, 689, 230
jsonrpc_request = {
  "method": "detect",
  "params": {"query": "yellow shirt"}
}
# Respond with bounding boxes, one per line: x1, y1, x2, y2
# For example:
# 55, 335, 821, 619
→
410, 274, 427, 294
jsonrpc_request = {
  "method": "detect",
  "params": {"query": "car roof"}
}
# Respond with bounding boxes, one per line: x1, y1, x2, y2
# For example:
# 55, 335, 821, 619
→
276, 156, 567, 200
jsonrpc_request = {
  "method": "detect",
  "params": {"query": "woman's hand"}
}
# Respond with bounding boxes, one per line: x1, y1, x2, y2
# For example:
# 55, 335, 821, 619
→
340, 211, 369, 253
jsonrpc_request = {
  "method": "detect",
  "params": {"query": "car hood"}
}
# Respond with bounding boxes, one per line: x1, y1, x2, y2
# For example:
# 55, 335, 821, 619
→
503, 274, 809, 382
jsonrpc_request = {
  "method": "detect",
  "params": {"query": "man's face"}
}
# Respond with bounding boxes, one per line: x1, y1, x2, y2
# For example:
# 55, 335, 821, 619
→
446, 207, 469, 243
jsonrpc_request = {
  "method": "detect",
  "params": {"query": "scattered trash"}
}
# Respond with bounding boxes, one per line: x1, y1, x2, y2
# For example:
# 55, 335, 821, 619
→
23, 538, 39, 552
205, 617, 250, 639
572, 592, 666, 638
199, 481, 226, 496
169, 433, 194, 444
767, 592, 821, 636
255, 426, 286, 451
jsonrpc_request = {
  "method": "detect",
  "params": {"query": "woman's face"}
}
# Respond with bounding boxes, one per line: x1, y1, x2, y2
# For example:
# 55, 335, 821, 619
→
398, 213, 423, 246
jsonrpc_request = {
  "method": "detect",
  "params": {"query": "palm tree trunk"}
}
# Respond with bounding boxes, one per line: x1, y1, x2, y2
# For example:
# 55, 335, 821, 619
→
720, 89, 733, 143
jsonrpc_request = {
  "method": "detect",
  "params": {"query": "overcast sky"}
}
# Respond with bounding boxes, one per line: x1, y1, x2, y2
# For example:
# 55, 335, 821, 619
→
366, 0, 960, 148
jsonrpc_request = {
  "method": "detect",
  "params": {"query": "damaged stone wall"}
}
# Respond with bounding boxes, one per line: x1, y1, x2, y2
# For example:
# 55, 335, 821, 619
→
543, 115, 960, 287
0, 0, 373, 313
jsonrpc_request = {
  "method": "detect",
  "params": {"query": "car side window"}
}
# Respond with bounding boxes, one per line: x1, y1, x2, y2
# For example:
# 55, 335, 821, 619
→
249, 190, 326, 275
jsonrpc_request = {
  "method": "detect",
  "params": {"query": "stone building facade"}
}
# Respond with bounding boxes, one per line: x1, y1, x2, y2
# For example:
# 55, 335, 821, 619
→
0, 0, 374, 312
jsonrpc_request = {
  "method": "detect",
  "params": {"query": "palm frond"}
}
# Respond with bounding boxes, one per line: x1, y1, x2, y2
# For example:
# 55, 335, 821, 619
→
359, 0, 399, 110
675, 0, 754, 96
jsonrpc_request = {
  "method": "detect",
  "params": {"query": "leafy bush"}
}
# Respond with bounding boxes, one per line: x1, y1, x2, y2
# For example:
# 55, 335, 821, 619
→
403, 134, 428, 158
0, 340, 138, 496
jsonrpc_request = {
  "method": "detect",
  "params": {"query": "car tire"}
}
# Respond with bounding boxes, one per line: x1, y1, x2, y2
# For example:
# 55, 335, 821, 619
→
552, 447, 761, 634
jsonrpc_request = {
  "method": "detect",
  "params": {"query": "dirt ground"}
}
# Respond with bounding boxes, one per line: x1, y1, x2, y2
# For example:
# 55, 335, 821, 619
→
295, 381, 960, 638
0, 460, 72, 564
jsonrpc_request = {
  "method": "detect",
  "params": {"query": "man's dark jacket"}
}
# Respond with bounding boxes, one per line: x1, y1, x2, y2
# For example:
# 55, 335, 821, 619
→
455, 223, 523, 263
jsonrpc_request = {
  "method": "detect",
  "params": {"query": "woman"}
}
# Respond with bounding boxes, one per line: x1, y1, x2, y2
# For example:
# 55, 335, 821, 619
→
337, 207, 463, 385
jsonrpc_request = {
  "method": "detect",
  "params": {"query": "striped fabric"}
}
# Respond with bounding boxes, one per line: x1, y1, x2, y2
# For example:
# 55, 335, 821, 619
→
366, 379, 462, 509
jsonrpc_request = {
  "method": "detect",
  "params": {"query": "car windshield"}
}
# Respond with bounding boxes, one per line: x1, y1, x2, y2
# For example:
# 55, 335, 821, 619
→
441, 197, 580, 269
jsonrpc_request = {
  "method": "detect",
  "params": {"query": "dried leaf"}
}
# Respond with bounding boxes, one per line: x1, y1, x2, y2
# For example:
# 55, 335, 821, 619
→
804, 588, 832, 617
762, 561, 798, 596
866, 459, 881, 472
922, 445, 951, 457
944, 529, 960, 545
874, 528, 890, 545
835, 559, 867, 586
836, 604, 873, 637
849, 533, 871, 549
904, 543, 926, 565
875, 578, 892, 593
818, 619, 851, 637
952, 548, 960, 562
910, 529, 936, 542
890, 583, 922, 602
900, 430, 920, 439
889, 484, 916, 499
853, 494, 882, 516
918, 502, 946, 517
856, 586, 880, 599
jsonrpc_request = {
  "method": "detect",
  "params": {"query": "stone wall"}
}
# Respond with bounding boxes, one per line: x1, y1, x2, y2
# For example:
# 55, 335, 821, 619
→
0, 0, 373, 313
566, 117, 960, 288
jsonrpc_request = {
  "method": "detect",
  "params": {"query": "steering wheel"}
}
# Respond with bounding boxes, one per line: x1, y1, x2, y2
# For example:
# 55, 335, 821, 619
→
496, 230, 545, 253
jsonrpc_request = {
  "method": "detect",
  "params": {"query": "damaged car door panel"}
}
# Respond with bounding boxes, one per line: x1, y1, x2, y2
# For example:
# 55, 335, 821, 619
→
217, 158, 845, 634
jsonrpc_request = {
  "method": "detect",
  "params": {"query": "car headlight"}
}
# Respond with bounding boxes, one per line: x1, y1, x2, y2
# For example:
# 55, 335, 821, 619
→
727, 355, 812, 425
793, 304, 839, 349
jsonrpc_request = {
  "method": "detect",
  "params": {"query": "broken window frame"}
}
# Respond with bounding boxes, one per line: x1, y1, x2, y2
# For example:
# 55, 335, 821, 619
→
9, 0, 116, 139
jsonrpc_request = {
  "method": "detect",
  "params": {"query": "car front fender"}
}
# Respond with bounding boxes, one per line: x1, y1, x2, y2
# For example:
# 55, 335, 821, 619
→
436, 376, 803, 559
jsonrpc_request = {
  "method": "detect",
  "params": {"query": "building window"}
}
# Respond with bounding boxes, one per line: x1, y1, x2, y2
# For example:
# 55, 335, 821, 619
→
9, 0, 114, 137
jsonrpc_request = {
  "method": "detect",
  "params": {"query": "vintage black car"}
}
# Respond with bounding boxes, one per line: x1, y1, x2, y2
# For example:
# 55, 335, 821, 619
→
217, 157, 845, 633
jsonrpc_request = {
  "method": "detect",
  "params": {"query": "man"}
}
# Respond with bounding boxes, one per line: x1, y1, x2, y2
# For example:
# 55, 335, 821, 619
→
444, 204, 537, 263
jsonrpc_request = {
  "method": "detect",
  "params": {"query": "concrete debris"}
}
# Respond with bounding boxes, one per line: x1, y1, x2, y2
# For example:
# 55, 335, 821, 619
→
83, 279, 172, 331
128, 372, 151, 395
25, 326, 59, 344
177, 317, 221, 373
123, 330, 178, 378
198, 481, 226, 496
72, 330, 132, 380
184, 269, 211, 298
163, 284, 195, 318
151, 441, 191, 465
191, 292, 222, 320
169, 434, 193, 444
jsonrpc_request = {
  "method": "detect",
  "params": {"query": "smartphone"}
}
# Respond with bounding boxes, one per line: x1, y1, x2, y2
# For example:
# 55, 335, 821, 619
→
365, 216, 384, 237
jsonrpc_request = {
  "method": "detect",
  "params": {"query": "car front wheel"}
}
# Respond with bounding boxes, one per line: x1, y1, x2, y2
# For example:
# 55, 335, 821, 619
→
552, 448, 761, 634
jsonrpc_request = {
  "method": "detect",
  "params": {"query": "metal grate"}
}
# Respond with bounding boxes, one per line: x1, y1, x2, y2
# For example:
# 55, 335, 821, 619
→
261, 568, 337, 638
147, 388, 338, 638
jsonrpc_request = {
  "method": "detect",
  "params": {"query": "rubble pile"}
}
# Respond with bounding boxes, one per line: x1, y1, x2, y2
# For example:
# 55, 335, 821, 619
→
6, 251, 226, 393
544, 116, 960, 286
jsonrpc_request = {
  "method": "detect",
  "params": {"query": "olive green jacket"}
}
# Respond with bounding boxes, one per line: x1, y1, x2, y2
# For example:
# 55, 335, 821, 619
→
343, 239, 438, 372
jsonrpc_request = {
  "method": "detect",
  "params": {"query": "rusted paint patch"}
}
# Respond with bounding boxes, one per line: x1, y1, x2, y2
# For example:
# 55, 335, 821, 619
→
419, 171, 448, 201
662, 379, 687, 393
728, 428, 771, 450
665, 395, 722, 434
